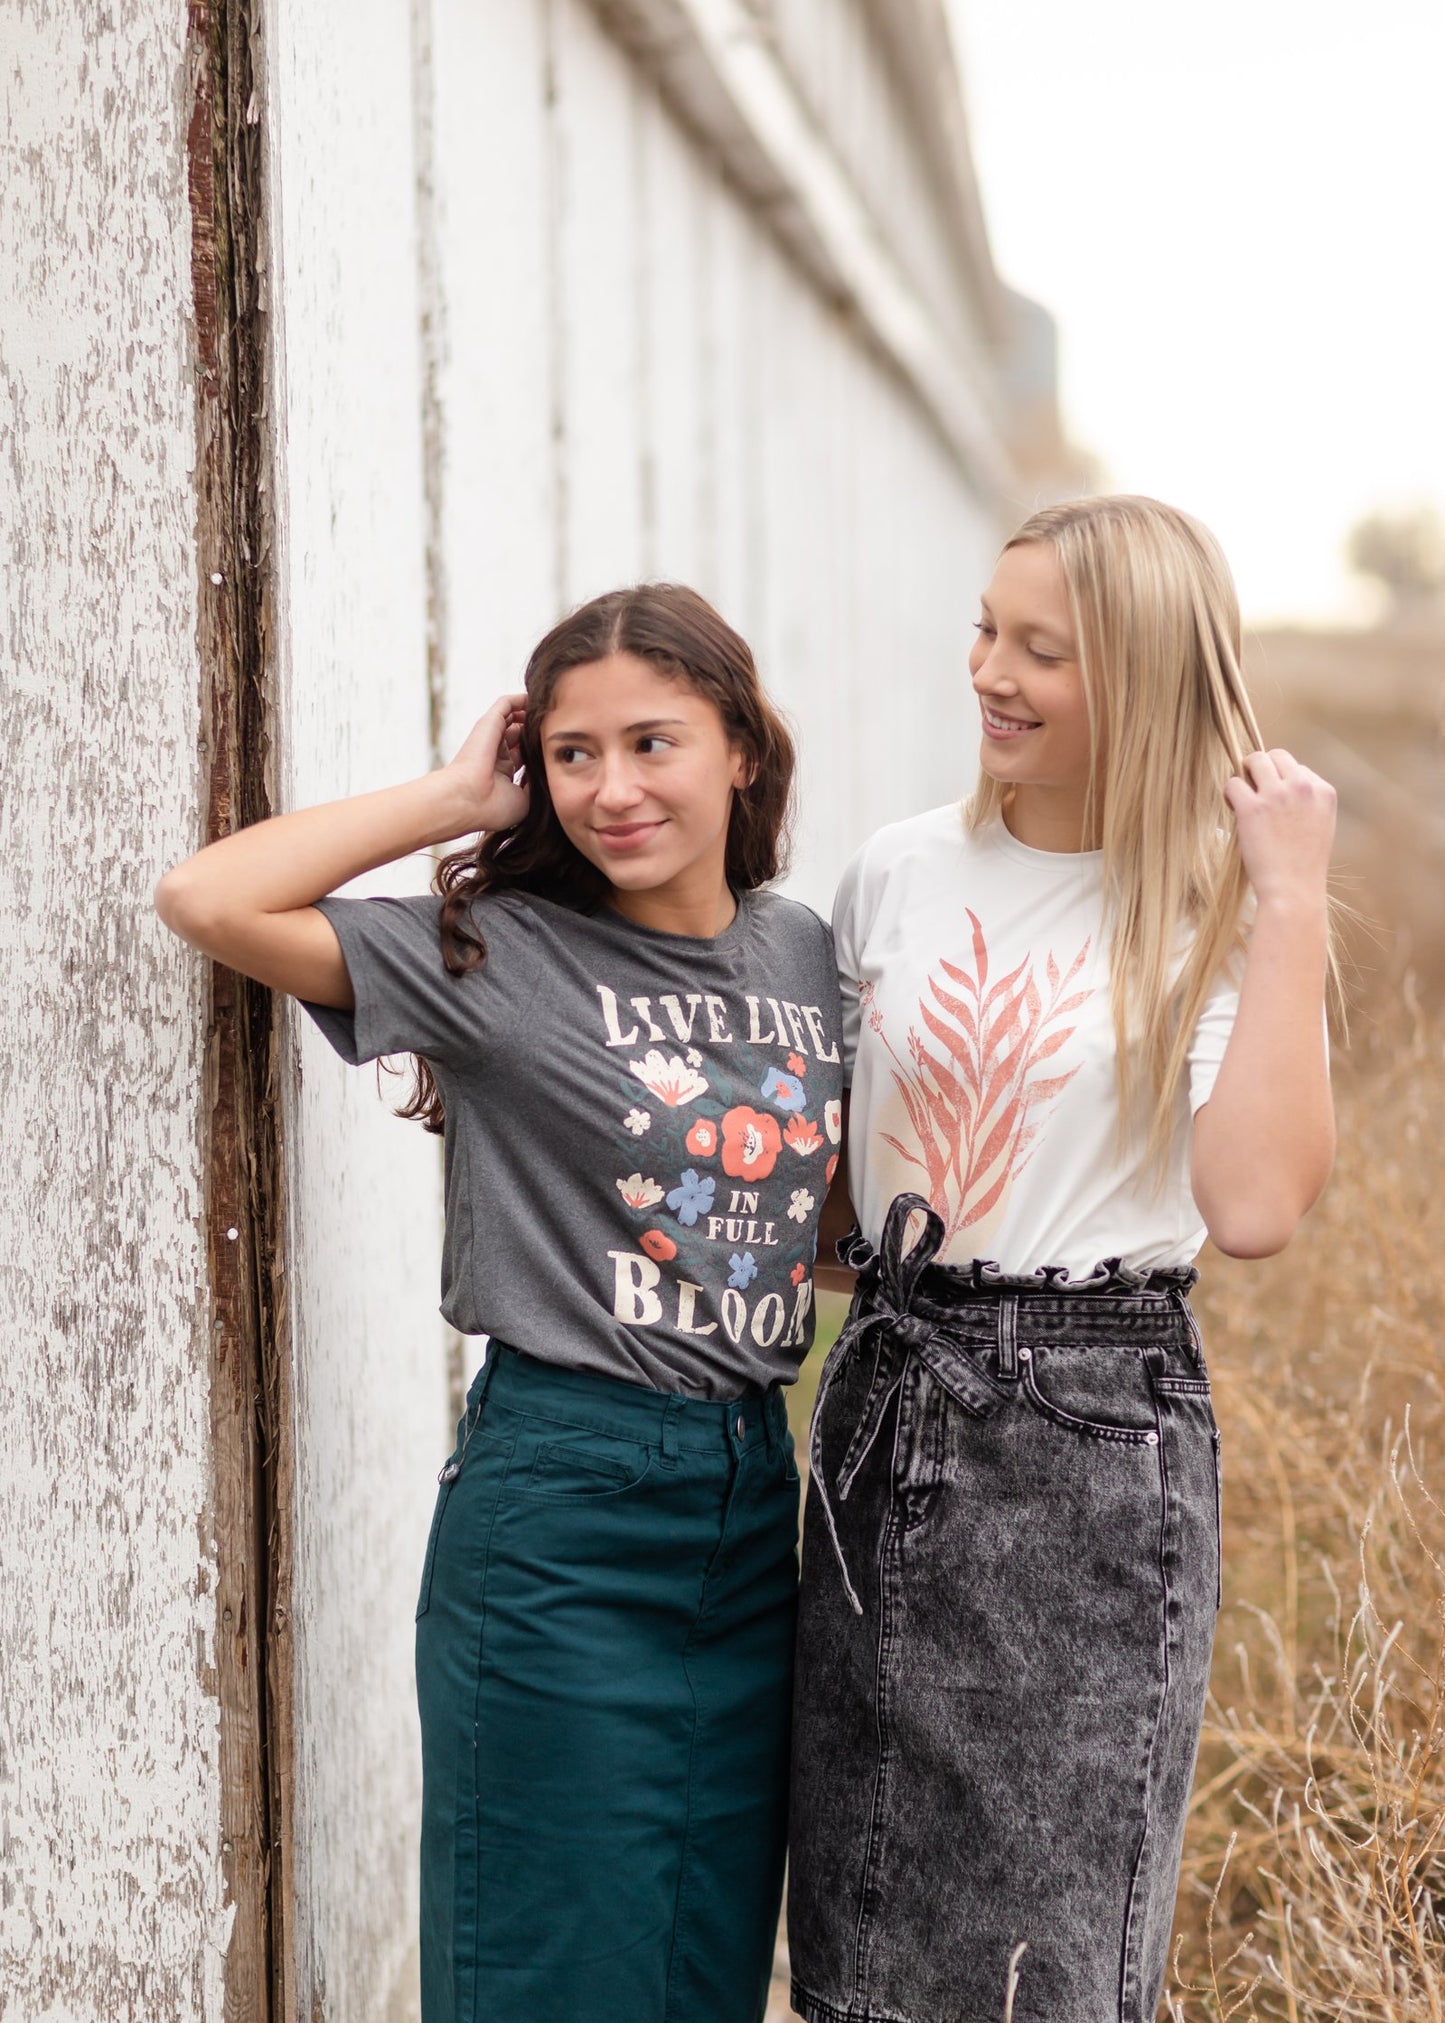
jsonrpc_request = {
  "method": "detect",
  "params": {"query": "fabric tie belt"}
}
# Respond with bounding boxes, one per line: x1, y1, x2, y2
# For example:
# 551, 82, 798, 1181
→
807, 1192, 1198, 1616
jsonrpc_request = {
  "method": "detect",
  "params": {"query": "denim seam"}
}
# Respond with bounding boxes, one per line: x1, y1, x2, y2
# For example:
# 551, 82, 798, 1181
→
792, 1980, 925, 2023
460, 1430, 516, 2023
486, 1395, 730, 1450
662, 1572, 708, 2022
1117, 1395, 1172, 2022
851, 1425, 906, 2010
665, 1434, 750, 2019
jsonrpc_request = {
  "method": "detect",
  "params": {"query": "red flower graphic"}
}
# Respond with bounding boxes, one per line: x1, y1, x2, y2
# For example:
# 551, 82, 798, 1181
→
721, 1106, 782, 1182
640, 1229, 677, 1263
685, 1118, 719, 1158
784, 1114, 824, 1156
875, 915, 1092, 1245
825, 1155, 839, 1187
790, 1261, 807, 1286
787, 1052, 807, 1076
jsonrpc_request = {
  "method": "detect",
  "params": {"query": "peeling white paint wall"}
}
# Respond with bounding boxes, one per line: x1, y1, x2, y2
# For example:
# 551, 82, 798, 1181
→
258, 3, 447, 2017
0, 5, 229, 2019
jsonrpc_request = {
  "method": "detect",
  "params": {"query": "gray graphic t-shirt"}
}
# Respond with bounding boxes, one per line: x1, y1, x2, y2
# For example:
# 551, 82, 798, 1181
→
304, 887, 844, 1398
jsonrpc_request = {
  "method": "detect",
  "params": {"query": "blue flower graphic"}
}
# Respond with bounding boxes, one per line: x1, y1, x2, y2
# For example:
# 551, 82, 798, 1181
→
760, 1065, 807, 1113
728, 1251, 759, 1290
666, 1168, 716, 1227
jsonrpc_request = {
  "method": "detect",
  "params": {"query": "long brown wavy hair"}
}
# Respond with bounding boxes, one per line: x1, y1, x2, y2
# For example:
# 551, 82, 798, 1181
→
398, 583, 796, 1132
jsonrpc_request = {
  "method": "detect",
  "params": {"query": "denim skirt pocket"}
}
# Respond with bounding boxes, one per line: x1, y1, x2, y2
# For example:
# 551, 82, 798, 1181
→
518, 1428, 655, 1500
1018, 1341, 1161, 1442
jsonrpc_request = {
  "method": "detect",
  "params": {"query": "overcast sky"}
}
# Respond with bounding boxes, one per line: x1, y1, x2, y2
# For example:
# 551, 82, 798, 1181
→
947, 0, 1445, 623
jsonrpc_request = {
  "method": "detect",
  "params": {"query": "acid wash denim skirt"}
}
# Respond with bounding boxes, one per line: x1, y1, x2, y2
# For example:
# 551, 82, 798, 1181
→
789, 1194, 1221, 2023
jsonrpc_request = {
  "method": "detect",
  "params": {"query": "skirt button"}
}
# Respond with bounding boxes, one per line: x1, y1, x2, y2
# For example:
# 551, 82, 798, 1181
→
735, 1414, 746, 1440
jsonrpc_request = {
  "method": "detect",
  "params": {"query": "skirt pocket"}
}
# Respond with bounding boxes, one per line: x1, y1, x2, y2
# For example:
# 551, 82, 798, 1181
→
1019, 1342, 1161, 1444
519, 1431, 655, 1500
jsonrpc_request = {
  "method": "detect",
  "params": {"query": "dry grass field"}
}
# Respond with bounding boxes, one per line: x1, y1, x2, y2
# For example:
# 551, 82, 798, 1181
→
1169, 1010, 1444, 2020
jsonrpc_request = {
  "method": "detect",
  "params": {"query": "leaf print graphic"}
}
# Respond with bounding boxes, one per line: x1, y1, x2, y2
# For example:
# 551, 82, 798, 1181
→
870, 925, 1094, 1247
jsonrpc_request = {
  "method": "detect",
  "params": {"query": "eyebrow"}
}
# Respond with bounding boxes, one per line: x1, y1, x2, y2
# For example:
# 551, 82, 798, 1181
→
978, 598, 1074, 649
544, 717, 690, 742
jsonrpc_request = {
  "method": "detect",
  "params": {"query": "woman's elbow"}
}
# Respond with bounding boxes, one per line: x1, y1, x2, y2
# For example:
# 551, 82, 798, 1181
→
1204, 1210, 1297, 1260
1200, 1167, 1332, 1260
154, 862, 224, 946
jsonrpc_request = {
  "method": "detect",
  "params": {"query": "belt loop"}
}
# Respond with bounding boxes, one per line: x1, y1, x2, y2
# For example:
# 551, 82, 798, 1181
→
1172, 1286, 1205, 1367
471, 1338, 501, 1406
661, 1397, 681, 1463
763, 1385, 782, 1458
997, 1297, 1019, 1380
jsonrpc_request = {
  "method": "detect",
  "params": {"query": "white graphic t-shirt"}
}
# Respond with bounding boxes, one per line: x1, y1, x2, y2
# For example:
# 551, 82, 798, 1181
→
835, 805, 1241, 1277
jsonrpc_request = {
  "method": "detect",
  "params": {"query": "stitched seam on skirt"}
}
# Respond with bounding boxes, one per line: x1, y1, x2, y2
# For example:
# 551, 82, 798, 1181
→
850, 1411, 907, 2009
791, 1978, 929, 2023
1116, 1395, 1173, 2023
461, 1443, 514, 2023
665, 1449, 749, 2020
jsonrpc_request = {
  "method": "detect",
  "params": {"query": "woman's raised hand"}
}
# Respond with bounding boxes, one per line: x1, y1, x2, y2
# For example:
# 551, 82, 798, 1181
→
155, 689, 535, 1006
1224, 749, 1336, 911
443, 692, 531, 835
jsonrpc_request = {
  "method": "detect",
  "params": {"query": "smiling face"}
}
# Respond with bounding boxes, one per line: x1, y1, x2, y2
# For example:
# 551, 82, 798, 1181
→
968, 540, 1098, 846
541, 651, 749, 929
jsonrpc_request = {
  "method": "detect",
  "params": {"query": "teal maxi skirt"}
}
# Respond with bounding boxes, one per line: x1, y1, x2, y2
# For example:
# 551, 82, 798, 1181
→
414, 1343, 800, 2023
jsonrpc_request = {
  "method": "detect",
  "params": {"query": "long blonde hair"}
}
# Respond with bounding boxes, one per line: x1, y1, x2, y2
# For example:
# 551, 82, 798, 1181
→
968, 494, 1267, 1170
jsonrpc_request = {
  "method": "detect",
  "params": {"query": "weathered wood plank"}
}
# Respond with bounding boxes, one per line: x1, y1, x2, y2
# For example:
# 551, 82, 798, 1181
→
256, 2, 449, 2017
0, 3, 232, 2016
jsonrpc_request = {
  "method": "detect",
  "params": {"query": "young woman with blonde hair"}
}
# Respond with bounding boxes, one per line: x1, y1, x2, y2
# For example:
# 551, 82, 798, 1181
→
789, 496, 1336, 2023
156, 584, 843, 2023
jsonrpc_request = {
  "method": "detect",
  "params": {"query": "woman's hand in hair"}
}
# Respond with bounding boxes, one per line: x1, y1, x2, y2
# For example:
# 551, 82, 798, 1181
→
154, 691, 529, 1007
1223, 749, 1336, 910
443, 693, 531, 835
1192, 750, 1336, 1258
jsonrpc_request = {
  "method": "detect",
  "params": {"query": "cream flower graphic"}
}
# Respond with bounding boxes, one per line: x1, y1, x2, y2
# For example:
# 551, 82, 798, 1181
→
787, 1187, 815, 1223
616, 1172, 665, 1210
623, 1108, 651, 1137
824, 1099, 843, 1144
628, 1049, 709, 1107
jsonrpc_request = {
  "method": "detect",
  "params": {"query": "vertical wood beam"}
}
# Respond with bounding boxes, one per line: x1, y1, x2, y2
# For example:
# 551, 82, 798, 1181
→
185, 2, 295, 2014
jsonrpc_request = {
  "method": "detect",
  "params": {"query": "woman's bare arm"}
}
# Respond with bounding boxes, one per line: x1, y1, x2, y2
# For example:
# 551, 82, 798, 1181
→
154, 695, 527, 1006
1191, 750, 1336, 1258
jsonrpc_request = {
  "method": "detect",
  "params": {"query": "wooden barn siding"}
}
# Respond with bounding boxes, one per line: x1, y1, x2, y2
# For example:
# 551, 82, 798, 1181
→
0, 4, 233, 2018
256, 0, 448, 2016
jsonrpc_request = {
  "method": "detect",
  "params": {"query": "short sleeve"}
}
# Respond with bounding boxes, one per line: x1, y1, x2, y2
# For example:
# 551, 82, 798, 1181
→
1186, 961, 1242, 1114
301, 893, 521, 1067
832, 844, 867, 1082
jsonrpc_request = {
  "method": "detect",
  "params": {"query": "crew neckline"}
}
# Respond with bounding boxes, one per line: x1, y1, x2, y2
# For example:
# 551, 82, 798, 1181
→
985, 816, 1103, 869
519, 886, 755, 950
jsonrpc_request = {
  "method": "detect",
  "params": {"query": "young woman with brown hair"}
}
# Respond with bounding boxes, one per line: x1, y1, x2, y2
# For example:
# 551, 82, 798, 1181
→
156, 584, 843, 2023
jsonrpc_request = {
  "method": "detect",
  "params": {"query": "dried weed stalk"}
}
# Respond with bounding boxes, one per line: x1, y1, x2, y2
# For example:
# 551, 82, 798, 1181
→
1167, 1006, 1445, 2020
